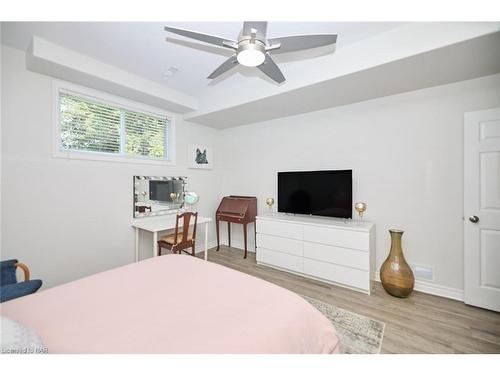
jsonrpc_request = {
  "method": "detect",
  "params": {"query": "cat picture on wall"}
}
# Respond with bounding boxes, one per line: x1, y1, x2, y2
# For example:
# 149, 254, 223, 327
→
188, 144, 213, 169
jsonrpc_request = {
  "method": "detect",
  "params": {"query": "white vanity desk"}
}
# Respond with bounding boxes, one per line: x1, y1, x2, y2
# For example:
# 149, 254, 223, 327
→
132, 215, 212, 262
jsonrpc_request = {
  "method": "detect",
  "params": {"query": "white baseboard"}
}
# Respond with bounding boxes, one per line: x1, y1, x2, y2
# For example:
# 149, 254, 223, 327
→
218, 239, 257, 253
210, 243, 465, 302
412, 280, 464, 301
195, 240, 254, 254
194, 240, 218, 254
372, 274, 464, 302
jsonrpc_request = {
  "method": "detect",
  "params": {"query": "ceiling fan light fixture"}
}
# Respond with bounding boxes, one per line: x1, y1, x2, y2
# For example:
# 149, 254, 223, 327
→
236, 43, 265, 67
164, 22, 338, 84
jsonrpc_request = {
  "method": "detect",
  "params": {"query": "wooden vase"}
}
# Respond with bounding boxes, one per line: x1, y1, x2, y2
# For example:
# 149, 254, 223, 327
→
380, 229, 414, 298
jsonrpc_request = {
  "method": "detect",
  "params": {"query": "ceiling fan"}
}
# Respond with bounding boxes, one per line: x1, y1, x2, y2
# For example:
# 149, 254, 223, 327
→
164, 21, 337, 84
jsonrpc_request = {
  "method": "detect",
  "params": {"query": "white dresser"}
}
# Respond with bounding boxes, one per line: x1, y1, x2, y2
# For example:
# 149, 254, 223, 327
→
256, 213, 375, 294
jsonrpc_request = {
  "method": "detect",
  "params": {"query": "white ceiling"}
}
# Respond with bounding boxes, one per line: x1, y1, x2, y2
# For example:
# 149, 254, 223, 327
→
4, 22, 498, 128
1, 22, 406, 96
186, 31, 500, 128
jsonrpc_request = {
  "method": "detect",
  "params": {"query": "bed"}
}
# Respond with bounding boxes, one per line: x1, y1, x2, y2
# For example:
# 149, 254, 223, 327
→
0, 255, 340, 354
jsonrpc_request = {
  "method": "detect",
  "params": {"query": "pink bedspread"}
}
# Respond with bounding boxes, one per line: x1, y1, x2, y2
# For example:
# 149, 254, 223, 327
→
1, 255, 340, 353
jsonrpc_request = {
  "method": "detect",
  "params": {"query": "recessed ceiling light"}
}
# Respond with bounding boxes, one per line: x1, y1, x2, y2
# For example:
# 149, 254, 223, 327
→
164, 67, 179, 77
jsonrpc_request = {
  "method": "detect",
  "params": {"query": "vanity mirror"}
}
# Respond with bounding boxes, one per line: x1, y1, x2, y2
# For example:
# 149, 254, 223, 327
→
133, 176, 186, 218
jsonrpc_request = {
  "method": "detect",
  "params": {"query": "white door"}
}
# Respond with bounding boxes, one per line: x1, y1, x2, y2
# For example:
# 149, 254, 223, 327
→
464, 108, 500, 312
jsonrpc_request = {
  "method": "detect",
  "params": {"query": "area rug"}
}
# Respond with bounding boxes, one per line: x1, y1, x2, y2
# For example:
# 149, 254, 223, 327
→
302, 295, 385, 354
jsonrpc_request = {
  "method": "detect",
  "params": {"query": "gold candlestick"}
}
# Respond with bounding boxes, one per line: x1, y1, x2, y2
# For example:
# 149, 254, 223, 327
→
355, 202, 367, 220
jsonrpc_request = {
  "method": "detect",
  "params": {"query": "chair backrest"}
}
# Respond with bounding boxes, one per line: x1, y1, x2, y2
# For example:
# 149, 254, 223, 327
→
1, 259, 18, 286
173, 211, 198, 245
137, 205, 151, 213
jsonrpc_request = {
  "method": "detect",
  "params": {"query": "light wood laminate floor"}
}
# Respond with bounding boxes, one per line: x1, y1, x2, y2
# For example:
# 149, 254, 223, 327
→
198, 246, 500, 354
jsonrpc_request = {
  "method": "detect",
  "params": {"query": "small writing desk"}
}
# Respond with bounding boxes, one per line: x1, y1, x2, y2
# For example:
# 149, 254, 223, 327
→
132, 216, 212, 262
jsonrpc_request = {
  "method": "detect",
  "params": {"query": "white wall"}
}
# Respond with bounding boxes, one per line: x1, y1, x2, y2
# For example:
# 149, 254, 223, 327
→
1, 45, 222, 288
218, 74, 500, 293
3, 38, 500, 298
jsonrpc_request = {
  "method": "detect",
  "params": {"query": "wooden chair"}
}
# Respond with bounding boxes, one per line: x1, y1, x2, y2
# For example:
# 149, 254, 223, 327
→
157, 212, 198, 256
137, 205, 151, 213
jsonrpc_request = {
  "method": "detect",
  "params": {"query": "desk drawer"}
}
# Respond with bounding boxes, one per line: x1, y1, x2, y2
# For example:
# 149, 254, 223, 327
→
303, 242, 369, 271
257, 233, 303, 257
257, 219, 303, 240
303, 225, 369, 251
257, 248, 303, 273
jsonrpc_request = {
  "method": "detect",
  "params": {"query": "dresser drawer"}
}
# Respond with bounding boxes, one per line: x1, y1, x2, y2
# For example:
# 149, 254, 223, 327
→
303, 242, 369, 271
257, 219, 303, 240
257, 233, 303, 257
257, 248, 303, 273
303, 258, 369, 291
303, 225, 369, 251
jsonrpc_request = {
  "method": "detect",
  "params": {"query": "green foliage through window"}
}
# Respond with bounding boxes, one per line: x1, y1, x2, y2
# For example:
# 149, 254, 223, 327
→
125, 111, 166, 158
59, 92, 169, 159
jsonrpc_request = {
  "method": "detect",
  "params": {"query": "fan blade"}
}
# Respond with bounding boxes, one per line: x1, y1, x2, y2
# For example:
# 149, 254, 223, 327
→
267, 34, 337, 54
207, 55, 239, 79
257, 54, 285, 84
165, 26, 236, 48
242, 21, 268, 41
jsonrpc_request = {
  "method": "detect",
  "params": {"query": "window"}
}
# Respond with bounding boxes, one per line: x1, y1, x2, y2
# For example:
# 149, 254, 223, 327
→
55, 84, 174, 164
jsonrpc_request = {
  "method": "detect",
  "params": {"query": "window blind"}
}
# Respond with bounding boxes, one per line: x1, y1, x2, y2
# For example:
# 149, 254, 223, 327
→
125, 110, 167, 158
59, 91, 169, 160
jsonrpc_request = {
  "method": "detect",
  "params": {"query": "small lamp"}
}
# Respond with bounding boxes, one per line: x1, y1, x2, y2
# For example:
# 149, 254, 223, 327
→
265, 197, 275, 211
355, 202, 367, 221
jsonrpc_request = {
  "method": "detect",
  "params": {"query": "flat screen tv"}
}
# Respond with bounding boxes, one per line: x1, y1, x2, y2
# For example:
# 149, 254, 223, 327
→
278, 170, 352, 219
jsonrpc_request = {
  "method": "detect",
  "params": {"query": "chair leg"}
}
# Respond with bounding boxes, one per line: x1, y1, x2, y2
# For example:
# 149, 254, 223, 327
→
157, 242, 162, 256
191, 245, 195, 256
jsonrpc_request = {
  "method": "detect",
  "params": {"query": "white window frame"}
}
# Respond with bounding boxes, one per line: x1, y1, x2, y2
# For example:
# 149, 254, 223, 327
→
52, 80, 176, 166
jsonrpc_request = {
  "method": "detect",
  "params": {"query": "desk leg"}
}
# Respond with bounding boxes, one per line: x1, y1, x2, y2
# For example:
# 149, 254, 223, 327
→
243, 223, 248, 259
135, 228, 139, 262
153, 231, 158, 257
204, 222, 209, 261
216, 218, 220, 251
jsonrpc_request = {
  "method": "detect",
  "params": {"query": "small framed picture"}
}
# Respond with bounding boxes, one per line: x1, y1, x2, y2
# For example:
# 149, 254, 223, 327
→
188, 144, 213, 169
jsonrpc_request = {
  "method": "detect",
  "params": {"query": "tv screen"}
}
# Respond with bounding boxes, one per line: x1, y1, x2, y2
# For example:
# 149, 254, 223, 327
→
278, 170, 352, 219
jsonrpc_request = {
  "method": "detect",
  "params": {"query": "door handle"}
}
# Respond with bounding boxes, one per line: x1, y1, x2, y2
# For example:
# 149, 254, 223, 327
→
469, 215, 479, 223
